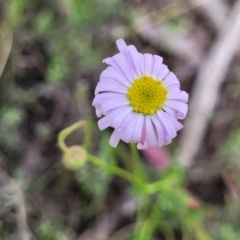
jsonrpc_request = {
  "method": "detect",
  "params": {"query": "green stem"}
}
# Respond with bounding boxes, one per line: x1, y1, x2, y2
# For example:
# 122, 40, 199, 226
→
87, 154, 144, 189
134, 197, 148, 239
160, 223, 176, 240
129, 144, 151, 239
138, 203, 160, 240
134, 196, 149, 240
83, 120, 91, 151
130, 143, 145, 181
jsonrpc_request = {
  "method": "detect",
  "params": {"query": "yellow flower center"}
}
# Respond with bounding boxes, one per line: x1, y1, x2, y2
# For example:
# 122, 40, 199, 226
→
127, 75, 168, 115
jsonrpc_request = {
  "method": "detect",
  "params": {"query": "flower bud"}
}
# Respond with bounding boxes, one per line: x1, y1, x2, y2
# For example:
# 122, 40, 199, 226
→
62, 145, 87, 170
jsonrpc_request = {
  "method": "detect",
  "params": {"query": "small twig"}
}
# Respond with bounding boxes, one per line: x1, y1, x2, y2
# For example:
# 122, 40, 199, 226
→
178, 0, 240, 167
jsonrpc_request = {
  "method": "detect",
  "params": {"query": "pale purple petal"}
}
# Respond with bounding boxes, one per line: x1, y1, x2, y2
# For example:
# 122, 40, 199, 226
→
116, 39, 127, 52
101, 99, 129, 113
131, 114, 144, 143
95, 80, 127, 94
163, 72, 180, 88
165, 100, 188, 119
143, 54, 153, 75
92, 92, 126, 106
126, 45, 142, 76
109, 129, 121, 147
95, 106, 102, 117
157, 64, 170, 79
145, 117, 158, 148
122, 50, 138, 79
100, 66, 130, 87
152, 55, 163, 78
164, 112, 183, 131
111, 107, 132, 129
151, 115, 165, 147
168, 89, 189, 102
157, 110, 177, 142
162, 105, 177, 117
138, 53, 145, 74
104, 53, 134, 82
140, 117, 147, 144
98, 106, 129, 130
119, 114, 137, 143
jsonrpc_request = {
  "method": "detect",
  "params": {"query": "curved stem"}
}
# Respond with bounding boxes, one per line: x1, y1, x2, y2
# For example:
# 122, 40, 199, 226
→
58, 120, 88, 152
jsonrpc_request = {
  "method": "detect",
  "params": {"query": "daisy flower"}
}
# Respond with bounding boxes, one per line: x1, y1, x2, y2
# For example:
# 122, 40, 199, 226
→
92, 39, 188, 149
